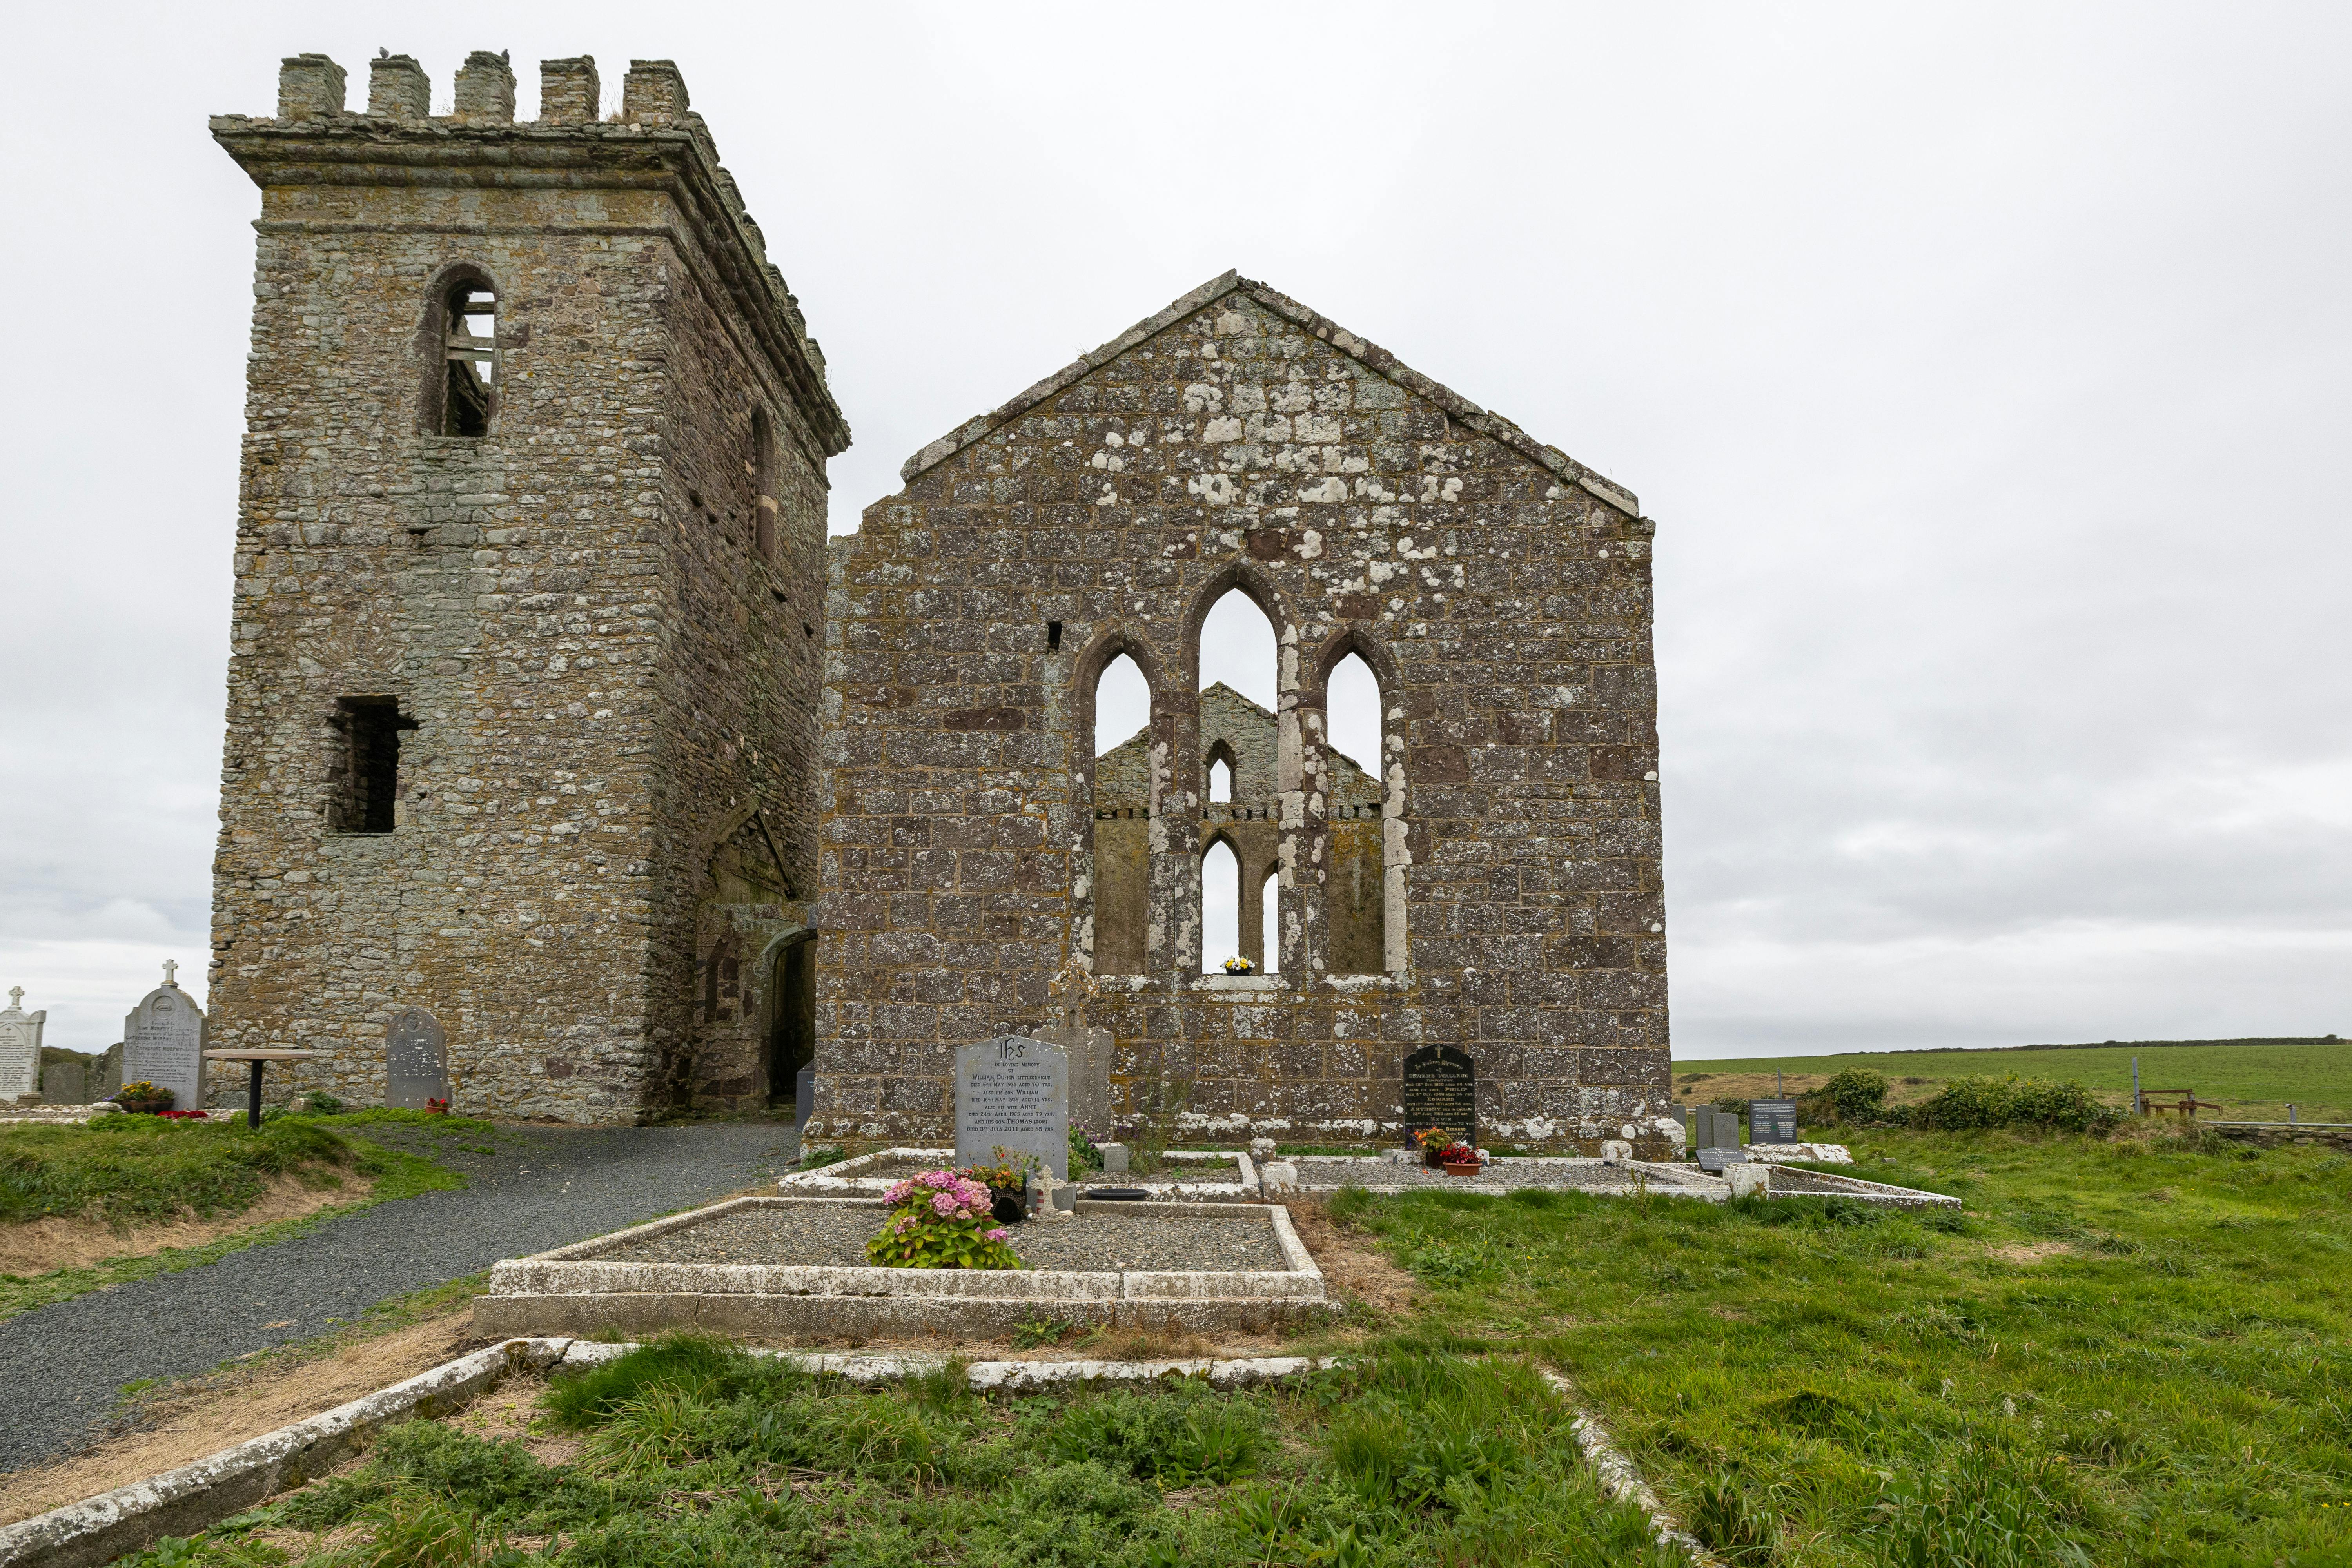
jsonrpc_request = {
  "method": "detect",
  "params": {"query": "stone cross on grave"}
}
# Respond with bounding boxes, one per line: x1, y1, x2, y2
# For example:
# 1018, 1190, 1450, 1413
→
7, 988, 20, 1011
162, 961, 178, 987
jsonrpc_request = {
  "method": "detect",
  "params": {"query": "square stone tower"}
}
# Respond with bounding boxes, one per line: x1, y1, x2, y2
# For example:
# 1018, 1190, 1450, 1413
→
207, 53, 847, 1120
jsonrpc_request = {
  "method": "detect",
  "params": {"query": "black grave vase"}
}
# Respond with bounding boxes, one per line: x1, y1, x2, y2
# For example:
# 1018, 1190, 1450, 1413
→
990, 1188, 1026, 1225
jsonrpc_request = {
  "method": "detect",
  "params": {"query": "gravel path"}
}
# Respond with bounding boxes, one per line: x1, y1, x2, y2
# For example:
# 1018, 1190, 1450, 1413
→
602, 1203, 1289, 1272
0, 1120, 793, 1475
836, 1154, 1240, 1183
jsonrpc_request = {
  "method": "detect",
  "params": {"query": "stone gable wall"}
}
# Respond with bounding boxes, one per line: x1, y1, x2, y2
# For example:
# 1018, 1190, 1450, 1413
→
818, 286, 1671, 1151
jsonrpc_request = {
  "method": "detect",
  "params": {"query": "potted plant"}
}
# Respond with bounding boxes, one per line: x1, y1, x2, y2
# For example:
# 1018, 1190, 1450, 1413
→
424, 1097, 450, 1116
1221, 955, 1256, 975
963, 1151, 1033, 1225
865, 1170, 1023, 1270
111, 1081, 174, 1116
1437, 1141, 1483, 1176
1412, 1125, 1454, 1169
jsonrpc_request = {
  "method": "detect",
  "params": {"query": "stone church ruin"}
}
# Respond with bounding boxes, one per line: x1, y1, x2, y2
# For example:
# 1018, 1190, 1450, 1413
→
203, 52, 1674, 1152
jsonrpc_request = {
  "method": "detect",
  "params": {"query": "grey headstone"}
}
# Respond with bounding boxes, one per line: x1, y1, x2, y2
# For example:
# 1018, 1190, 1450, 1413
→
122, 976, 204, 1113
1750, 1099, 1799, 1144
385, 1007, 448, 1109
1097, 1141, 1129, 1174
1698, 1146, 1748, 1174
0, 989, 44, 1102
41, 1056, 87, 1105
1401, 1043, 1476, 1148
955, 1034, 1069, 1179
1031, 1022, 1113, 1136
795, 1063, 815, 1131
91, 1042, 124, 1101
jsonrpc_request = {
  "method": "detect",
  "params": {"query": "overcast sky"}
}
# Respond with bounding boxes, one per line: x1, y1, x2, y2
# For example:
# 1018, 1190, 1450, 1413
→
3, 2, 2345, 1058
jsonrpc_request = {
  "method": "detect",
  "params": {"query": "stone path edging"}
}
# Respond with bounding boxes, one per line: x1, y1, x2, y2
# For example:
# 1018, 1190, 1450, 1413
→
1539, 1370, 1723, 1567
0, 1338, 572, 1568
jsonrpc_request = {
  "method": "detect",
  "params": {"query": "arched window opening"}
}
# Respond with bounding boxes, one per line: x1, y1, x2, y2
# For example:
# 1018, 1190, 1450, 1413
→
1207, 753, 1233, 803
750, 407, 778, 561
1090, 650, 1153, 976
1328, 654, 1382, 779
1201, 839, 1241, 975
1324, 651, 1393, 975
1094, 653, 1151, 758
1259, 869, 1280, 975
1198, 589, 1277, 709
437, 278, 497, 437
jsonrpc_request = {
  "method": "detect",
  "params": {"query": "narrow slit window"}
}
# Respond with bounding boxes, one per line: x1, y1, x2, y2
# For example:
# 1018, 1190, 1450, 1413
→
441, 283, 496, 436
330, 697, 417, 834
751, 407, 777, 560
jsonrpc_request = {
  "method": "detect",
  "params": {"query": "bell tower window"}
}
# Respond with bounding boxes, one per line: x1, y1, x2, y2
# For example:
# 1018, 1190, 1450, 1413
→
438, 279, 497, 436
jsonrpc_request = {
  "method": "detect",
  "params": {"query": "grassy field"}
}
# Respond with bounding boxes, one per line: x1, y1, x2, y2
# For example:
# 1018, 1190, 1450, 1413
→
1674, 1038, 2352, 1122
128, 1343, 1678, 1567
114, 1120, 2352, 1566
0, 1110, 474, 1321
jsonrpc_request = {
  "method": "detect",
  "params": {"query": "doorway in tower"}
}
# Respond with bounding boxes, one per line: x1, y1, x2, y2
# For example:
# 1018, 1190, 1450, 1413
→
766, 933, 817, 1110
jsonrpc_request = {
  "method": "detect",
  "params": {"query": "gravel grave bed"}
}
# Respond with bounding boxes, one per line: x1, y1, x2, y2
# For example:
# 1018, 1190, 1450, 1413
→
1764, 1168, 1873, 1194
1289, 1158, 1667, 1193
599, 1205, 1290, 1272
826, 1154, 1240, 1183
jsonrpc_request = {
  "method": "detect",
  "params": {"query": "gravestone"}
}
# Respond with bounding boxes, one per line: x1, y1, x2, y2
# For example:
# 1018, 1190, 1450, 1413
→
0, 988, 44, 1101
955, 1034, 1069, 1179
1401, 1043, 1477, 1148
90, 1042, 124, 1102
385, 1007, 448, 1109
1749, 1099, 1799, 1144
41, 1053, 88, 1105
122, 964, 204, 1113
1031, 1021, 1114, 1136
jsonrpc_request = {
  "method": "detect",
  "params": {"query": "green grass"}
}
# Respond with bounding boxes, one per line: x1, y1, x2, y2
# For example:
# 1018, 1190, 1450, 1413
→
0, 1119, 468, 1321
137, 1338, 1682, 1568
1675, 1039, 2352, 1122
1334, 1125, 2352, 1564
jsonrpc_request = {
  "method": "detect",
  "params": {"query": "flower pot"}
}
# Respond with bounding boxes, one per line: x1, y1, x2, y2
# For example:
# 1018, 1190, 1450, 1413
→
1440, 1159, 1483, 1177
990, 1189, 1026, 1225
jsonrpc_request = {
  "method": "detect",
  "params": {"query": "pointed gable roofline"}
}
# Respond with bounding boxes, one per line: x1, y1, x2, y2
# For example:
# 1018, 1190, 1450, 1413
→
896, 270, 1641, 518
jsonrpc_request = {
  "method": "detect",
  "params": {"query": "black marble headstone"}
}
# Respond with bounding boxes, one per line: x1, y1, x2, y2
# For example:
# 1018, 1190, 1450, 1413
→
1749, 1099, 1798, 1143
386, 1007, 448, 1109
1401, 1044, 1476, 1147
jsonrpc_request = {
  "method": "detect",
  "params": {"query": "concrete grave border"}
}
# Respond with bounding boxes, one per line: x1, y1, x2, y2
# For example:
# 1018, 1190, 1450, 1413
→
1284, 1154, 1732, 1200
471, 1194, 1332, 1338
0, 1343, 1712, 1568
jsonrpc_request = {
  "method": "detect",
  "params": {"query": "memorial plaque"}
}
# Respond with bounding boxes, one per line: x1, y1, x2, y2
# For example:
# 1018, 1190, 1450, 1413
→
385, 1007, 448, 1109
0, 988, 44, 1101
955, 1034, 1069, 1178
122, 966, 204, 1113
1401, 1043, 1477, 1148
1749, 1099, 1799, 1144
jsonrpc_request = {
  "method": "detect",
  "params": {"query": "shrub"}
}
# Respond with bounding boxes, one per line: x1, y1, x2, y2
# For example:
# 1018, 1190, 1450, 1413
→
1906, 1076, 2118, 1134
1820, 1068, 1889, 1119
304, 1091, 344, 1114
865, 1170, 1022, 1269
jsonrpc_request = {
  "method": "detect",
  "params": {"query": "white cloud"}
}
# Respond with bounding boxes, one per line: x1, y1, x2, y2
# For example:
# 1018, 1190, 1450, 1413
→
1, 2, 2345, 1060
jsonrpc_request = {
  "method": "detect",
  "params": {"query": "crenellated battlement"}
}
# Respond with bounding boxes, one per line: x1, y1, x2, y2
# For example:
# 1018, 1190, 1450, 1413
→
216, 50, 842, 452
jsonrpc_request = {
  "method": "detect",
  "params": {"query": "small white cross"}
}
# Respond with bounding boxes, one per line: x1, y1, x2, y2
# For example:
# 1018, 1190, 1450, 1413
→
6, 987, 20, 1011
162, 960, 178, 986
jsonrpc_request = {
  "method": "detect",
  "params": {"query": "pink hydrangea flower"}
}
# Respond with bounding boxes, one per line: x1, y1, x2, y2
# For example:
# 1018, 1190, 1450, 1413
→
986, 1228, 1010, 1243
931, 1192, 958, 1216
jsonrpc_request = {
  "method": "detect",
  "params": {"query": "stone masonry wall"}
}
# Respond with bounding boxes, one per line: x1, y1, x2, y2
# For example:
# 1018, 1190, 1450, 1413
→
817, 274, 1674, 1153
205, 54, 843, 1121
